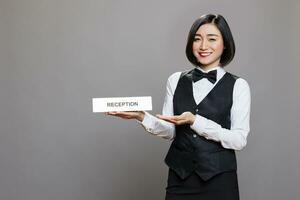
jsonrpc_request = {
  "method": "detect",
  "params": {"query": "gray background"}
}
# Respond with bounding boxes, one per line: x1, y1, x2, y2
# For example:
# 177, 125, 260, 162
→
1, 0, 299, 199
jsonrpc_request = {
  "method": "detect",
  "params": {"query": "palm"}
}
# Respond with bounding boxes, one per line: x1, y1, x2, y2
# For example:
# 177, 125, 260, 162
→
156, 112, 195, 125
106, 111, 143, 120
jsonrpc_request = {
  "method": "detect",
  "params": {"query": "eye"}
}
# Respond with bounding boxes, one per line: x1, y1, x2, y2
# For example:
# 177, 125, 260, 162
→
193, 37, 201, 41
208, 38, 216, 42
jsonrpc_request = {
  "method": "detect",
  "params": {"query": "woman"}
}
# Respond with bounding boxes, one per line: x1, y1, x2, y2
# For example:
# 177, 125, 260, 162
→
107, 14, 251, 200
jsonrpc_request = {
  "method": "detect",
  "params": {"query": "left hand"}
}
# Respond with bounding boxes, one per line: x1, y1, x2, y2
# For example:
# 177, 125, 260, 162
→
156, 111, 196, 125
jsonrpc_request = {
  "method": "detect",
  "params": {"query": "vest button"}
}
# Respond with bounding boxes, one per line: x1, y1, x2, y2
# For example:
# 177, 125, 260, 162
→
195, 109, 198, 112
193, 134, 197, 138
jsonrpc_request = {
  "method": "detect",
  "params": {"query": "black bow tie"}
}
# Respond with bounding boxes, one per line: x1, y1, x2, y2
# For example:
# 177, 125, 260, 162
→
192, 68, 217, 84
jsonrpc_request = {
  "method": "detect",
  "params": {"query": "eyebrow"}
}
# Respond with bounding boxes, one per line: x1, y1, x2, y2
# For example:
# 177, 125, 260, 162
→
195, 33, 219, 37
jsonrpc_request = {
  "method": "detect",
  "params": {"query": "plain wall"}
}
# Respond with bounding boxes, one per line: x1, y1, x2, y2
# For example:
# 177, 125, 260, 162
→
1, 0, 299, 199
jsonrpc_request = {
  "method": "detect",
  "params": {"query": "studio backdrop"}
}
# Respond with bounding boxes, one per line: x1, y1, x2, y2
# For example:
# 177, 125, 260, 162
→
0, 0, 299, 200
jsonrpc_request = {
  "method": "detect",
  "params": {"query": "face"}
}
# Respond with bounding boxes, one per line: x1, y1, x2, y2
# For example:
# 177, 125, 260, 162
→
192, 23, 225, 70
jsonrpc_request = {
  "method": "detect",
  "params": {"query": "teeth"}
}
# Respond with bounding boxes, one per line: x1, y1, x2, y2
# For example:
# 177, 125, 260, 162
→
200, 52, 211, 56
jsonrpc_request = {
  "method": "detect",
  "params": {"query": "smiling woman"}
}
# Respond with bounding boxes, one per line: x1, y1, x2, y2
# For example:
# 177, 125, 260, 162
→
106, 14, 250, 200
185, 14, 235, 69
192, 24, 225, 70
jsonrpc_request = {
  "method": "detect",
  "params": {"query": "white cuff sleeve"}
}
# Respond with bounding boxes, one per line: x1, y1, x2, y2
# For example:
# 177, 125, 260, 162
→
190, 114, 220, 141
137, 111, 156, 133
136, 111, 175, 140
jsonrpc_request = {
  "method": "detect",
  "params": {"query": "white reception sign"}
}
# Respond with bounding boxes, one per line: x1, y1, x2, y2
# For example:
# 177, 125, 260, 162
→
92, 96, 152, 112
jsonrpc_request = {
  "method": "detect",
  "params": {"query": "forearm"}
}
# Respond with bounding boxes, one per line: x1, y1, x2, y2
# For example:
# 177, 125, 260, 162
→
190, 114, 250, 150
137, 111, 175, 140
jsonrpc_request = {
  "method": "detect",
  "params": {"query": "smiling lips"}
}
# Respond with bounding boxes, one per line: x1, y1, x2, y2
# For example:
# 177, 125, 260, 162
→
199, 52, 212, 57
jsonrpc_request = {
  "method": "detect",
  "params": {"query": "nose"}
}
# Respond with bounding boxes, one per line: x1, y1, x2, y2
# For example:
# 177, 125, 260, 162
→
200, 40, 207, 50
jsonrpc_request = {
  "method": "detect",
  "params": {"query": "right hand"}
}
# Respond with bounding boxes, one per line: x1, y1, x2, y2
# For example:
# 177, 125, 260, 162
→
105, 111, 145, 122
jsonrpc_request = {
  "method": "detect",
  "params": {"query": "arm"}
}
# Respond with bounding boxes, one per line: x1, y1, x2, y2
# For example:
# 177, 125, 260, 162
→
137, 72, 181, 140
190, 78, 251, 150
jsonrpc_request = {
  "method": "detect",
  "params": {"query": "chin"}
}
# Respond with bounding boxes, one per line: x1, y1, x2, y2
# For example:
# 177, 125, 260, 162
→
198, 61, 213, 66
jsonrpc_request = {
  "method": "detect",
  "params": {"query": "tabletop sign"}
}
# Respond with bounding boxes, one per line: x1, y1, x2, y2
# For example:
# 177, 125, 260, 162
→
92, 96, 152, 112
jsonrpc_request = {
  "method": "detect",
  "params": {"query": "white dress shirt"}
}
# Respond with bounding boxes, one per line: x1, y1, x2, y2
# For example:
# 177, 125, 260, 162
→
138, 66, 251, 151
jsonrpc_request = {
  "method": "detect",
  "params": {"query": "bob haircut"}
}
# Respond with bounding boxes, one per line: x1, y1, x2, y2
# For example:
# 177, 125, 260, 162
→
185, 14, 235, 67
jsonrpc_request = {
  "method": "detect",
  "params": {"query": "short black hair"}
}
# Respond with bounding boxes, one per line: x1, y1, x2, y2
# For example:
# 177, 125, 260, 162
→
185, 14, 235, 67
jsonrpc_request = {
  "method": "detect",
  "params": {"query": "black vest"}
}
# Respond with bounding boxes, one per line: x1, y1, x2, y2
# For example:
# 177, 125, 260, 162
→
164, 69, 239, 181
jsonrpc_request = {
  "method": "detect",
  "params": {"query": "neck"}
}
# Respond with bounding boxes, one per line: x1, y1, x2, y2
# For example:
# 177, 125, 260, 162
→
198, 64, 220, 72
198, 60, 221, 72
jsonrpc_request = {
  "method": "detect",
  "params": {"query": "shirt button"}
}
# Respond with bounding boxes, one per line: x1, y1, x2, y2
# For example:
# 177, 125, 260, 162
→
193, 134, 197, 138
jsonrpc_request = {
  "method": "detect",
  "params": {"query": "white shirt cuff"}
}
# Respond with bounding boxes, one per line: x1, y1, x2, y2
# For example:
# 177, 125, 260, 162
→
136, 111, 155, 133
190, 114, 220, 141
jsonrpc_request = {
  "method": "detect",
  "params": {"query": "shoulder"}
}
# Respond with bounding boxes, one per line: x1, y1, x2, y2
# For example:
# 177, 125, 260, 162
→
232, 76, 251, 99
225, 71, 250, 90
167, 68, 193, 84
167, 71, 181, 82
224, 70, 251, 98
235, 77, 250, 91
165, 72, 181, 95
166, 68, 193, 94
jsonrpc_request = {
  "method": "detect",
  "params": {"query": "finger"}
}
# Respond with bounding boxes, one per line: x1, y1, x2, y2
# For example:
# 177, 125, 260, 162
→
158, 117, 178, 124
117, 111, 136, 116
175, 120, 184, 125
156, 114, 164, 118
113, 113, 129, 118
156, 114, 177, 121
176, 114, 187, 120
171, 115, 182, 120
106, 112, 126, 118
107, 111, 129, 116
176, 119, 190, 125
106, 112, 116, 115
164, 118, 176, 123
116, 111, 140, 115
157, 116, 174, 122
114, 112, 138, 119
161, 117, 184, 124
117, 111, 130, 114
111, 114, 131, 120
